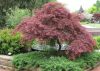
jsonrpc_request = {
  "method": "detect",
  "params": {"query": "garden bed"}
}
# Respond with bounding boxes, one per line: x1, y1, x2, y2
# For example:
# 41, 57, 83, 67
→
0, 51, 100, 71
12, 51, 100, 71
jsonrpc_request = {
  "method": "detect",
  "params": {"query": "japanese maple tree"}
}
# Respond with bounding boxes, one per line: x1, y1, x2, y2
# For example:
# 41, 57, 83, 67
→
13, 2, 96, 60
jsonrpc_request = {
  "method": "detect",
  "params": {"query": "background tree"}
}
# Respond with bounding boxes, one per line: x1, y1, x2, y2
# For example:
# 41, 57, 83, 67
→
0, 0, 56, 28
88, 0, 100, 14
92, 13, 100, 23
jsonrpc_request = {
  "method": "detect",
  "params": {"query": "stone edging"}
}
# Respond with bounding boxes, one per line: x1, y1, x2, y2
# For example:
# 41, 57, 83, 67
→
0, 55, 14, 71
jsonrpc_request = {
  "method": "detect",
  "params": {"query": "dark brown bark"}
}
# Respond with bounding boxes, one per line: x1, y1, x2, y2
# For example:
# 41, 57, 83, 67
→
57, 39, 62, 51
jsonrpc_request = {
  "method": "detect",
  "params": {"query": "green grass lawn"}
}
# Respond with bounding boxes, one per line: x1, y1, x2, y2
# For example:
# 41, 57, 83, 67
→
81, 22, 100, 28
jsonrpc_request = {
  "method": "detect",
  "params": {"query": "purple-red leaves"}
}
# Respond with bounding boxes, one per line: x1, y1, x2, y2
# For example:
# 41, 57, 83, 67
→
13, 2, 96, 60
93, 13, 100, 22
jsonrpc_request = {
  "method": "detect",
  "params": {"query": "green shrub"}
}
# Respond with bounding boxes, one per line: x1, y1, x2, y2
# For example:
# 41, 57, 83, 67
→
94, 36, 100, 49
6, 7, 31, 28
0, 28, 38, 55
13, 51, 100, 71
0, 29, 24, 55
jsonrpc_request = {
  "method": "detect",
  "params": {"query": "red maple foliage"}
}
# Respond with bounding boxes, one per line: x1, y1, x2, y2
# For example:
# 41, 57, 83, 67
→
13, 2, 96, 60
93, 13, 100, 23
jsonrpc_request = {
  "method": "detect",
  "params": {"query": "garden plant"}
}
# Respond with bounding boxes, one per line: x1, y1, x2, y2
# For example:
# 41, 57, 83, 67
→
0, 0, 56, 27
13, 2, 96, 60
0, 1, 99, 71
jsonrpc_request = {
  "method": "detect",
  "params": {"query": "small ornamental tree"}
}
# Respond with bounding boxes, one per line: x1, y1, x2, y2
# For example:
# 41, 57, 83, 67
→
13, 2, 96, 60
92, 13, 100, 23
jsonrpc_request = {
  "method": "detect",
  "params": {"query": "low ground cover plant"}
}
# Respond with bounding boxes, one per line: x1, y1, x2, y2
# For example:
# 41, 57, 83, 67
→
13, 51, 100, 71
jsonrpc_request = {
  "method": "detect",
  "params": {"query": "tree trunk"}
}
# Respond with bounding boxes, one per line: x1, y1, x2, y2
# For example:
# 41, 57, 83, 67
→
57, 39, 62, 51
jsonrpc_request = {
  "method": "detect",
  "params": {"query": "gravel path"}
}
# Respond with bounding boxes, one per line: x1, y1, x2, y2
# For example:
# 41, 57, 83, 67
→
91, 66, 100, 71
0, 68, 10, 71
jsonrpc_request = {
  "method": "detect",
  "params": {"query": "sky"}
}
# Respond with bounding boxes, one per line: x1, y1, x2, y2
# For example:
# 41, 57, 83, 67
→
57, 0, 97, 12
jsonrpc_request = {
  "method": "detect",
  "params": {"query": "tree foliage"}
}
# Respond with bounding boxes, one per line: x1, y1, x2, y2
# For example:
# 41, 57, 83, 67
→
6, 7, 31, 28
92, 13, 100, 23
0, 0, 56, 27
13, 2, 96, 60
88, 0, 100, 14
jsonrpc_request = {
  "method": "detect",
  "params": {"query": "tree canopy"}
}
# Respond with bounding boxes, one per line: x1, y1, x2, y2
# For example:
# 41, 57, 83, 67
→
88, 0, 100, 13
13, 2, 96, 60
